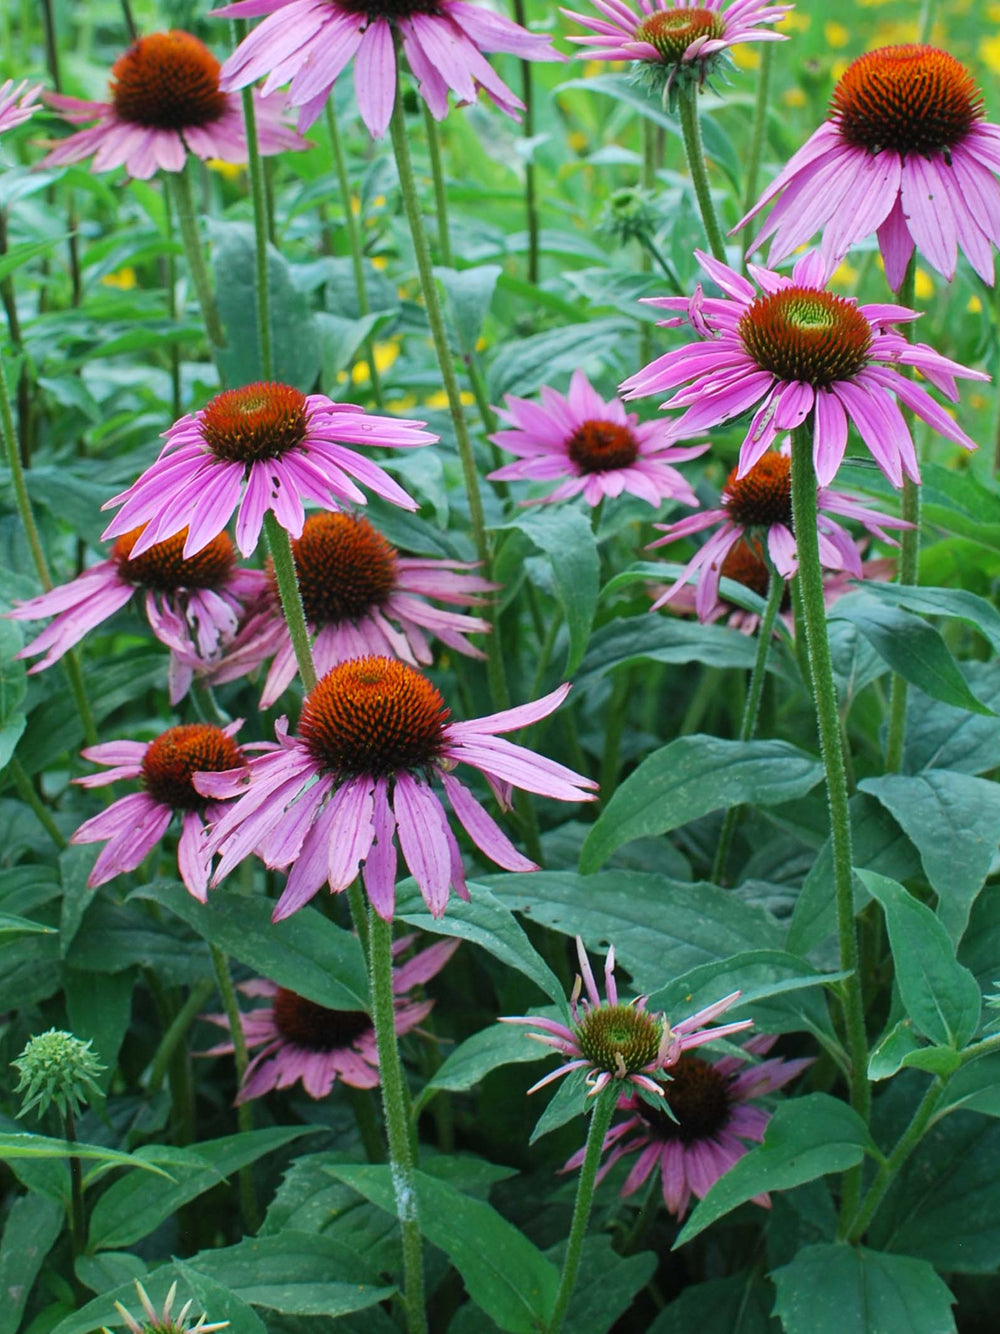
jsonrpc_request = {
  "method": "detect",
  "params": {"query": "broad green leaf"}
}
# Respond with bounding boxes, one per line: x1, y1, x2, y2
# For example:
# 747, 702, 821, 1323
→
132, 881, 369, 1011
580, 736, 822, 871
0, 618, 27, 771
675, 1095, 875, 1246
87, 1127, 316, 1251
74, 1252, 146, 1298
487, 318, 632, 399
529, 1067, 589, 1144
66, 897, 210, 986
437, 264, 502, 356
859, 771, 1000, 944
0, 1134, 171, 1178
829, 594, 992, 715
504, 509, 599, 673
560, 1235, 657, 1334
0, 235, 69, 283
858, 870, 981, 1048
59, 845, 95, 958
64, 968, 135, 1093
394, 879, 566, 1011
903, 663, 1000, 776
938, 1053, 1000, 1119
868, 1018, 920, 1082
424, 1020, 549, 1095
325, 1164, 559, 1334
172, 1265, 268, 1334
0, 912, 54, 937
919, 462, 1000, 552
483, 870, 781, 995
0, 1193, 63, 1334
648, 1272, 779, 1334
771, 1245, 956, 1334
575, 616, 761, 694
860, 583, 1000, 658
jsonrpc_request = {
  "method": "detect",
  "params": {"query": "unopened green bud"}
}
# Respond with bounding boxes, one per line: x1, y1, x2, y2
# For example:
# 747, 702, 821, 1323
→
11, 1028, 105, 1122
599, 187, 658, 246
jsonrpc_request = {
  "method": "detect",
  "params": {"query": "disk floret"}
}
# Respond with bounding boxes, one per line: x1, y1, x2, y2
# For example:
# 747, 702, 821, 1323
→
722, 454, 793, 530
110, 32, 228, 130
635, 1053, 732, 1142
112, 526, 236, 591
738, 288, 873, 387
574, 1001, 665, 1080
141, 724, 243, 811
272, 989, 373, 1052
290, 513, 399, 625
566, 420, 640, 473
634, 8, 725, 64
12, 1029, 105, 1121
199, 382, 309, 464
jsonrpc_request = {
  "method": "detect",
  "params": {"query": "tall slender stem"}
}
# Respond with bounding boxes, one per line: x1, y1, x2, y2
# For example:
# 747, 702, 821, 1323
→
369, 909, 427, 1334
39, 0, 82, 307
263, 511, 317, 692
639, 118, 657, 368
167, 168, 227, 357
233, 25, 273, 381
676, 84, 727, 262
711, 566, 784, 885
422, 107, 453, 267
161, 180, 183, 420
790, 424, 869, 1221
599, 669, 631, 802
742, 43, 773, 215
63, 1108, 87, 1268
545, 1085, 617, 1334
210, 944, 260, 1232
325, 104, 384, 408
884, 258, 919, 773
119, 0, 139, 39
511, 0, 539, 283
918, 0, 937, 42
10, 757, 67, 848
0, 208, 32, 463
147, 977, 215, 1092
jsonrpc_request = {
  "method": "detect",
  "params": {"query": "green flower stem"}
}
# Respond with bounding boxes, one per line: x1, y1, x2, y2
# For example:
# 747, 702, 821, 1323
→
161, 181, 183, 419
348, 1085, 386, 1162
347, 877, 371, 960
0, 207, 32, 464
0, 356, 98, 747
790, 424, 869, 1219
388, 65, 509, 711
167, 167, 227, 358
599, 668, 631, 803
263, 511, 317, 693
676, 84, 727, 263
63, 1108, 87, 1268
9, 757, 66, 849
511, 0, 540, 284
710, 566, 784, 885
422, 106, 453, 267
545, 1084, 618, 1334
119, 0, 138, 40
233, 22, 272, 381
742, 42, 773, 215
959, 1031, 1000, 1064
884, 258, 919, 773
210, 944, 260, 1233
369, 908, 428, 1334
844, 1075, 946, 1243
918, 0, 937, 41
147, 977, 216, 1093
325, 104, 384, 408
640, 117, 657, 367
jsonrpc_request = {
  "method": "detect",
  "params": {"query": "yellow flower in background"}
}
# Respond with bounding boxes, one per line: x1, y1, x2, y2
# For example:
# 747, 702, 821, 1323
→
988, 2, 1000, 20
981, 34, 1000, 76
101, 267, 137, 290
732, 46, 759, 71
782, 87, 807, 108
568, 130, 588, 152
781, 11, 810, 30
824, 22, 849, 49
206, 158, 243, 181
914, 268, 934, 301
425, 389, 474, 409
969, 393, 988, 411
831, 59, 848, 82
372, 255, 388, 271
968, 296, 983, 315
829, 260, 859, 289
336, 340, 400, 387
582, 60, 605, 77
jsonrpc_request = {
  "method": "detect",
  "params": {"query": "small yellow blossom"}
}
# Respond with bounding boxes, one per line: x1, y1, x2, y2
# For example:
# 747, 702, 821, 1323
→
101, 267, 137, 290
981, 34, 1000, 75
824, 22, 849, 49
914, 268, 934, 301
425, 389, 475, 409
782, 87, 807, 109
968, 296, 983, 315
568, 130, 588, 152
831, 59, 848, 82
780, 11, 810, 31
830, 260, 859, 289
969, 393, 987, 411
583, 60, 605, 77
371, 255, 388, 271
733, 46, 759, 71
206, 158, 243, 181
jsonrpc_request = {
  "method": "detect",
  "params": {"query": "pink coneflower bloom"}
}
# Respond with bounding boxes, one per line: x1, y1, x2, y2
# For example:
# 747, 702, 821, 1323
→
221, 511, 494, 708
39, 31, 306, 180
622, 248, 986, 488
648, 446, 909, 618
502, 937, 752, 1098
487, 368, 709, 508
736, 45, 1000, 289
200, 655, 596, 921
104, 1278, 228, 1334
6, 526, 267, 704
100, 382, 434, 561
202, 935, 458, 1101
71, 722, 249, 900
0, 80, 43, 137
212, 0, 560, 141
563, 1034, 811, 1217
562, 0, 790, 96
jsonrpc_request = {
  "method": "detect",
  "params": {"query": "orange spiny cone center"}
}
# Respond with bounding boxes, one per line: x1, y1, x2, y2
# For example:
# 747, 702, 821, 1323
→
290, 513, 399, 626
336, 0, 440, 16
112, 525, 236, 591
298, 655, 449, 778
723, 453, 792, 529
831, 44, 982, 157
272, 989, 373, 1051
141, 723, 242, 810
636, 1053, 731, 1141
199, 382, 309, 464
738, 287, 872, 387
719, 536, 771, 598
633, 8, 725, 62
566, 419, 639, 474
110, 31, 228, 131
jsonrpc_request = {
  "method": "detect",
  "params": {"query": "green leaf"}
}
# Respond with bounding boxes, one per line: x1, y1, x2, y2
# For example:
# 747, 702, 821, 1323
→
859, 771, 1000, 945
487, 318, 632, 399
0, 912, 54, 937
132, 881, 369, 1011
0, 1134, 171, 1178
394, 879, 566, 1011
86, 1126, 316, 1251
324, 1164, 559, 1334
59, 845, 95, 958
858, 870, 981, 1048
868, 1018, 920, 1082
829, 593, 993, 715
74, 1252, 146, 1298
529, 1067, 590, 1144
574, 616, 761, 694
437, 264, 502, 356
504, 509, 599, 673
64, 968, 135, 1093
938, 1053, 1000, 1119
0, 1193, 63, 1334
648, 1272, 779, 1334
425, 1020, 549, 1095
171, 1264, 268, 1334
484, 870, 781, 995
903, 663, 1000, 776
561, 1235, 657, 1334
580, 736, 822, 872
860, 583, 1000, 658
675, 1095, 875, 1246
771, 1245, 956, 1334
0, 235, 69, 283
0, 618, 27, 771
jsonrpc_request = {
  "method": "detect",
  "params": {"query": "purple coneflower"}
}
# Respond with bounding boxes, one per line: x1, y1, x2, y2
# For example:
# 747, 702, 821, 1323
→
502, 938, 752, 1098
648, 446, 909, 618
0, 80, 42, 136
39, 31, 305, 180
219, 511, 494, 708
200, 655, 596, 921
212, 0, 560, 140
563, 0, 789, 95
736, 45, 1000, 288
6, 526, 267, 704
487, 368, 708, 508
104, 1279, 228, 1334
202, 935, 458, 1101
71, 722, 249, 900
622, 249, 986, 487
563, 1034, 811, 1217
100, 382, 434, 560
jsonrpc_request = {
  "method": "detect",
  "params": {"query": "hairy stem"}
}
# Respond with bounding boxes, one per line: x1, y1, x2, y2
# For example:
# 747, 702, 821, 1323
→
422, 106, 453, 267
167, 167, 227, 357
677, 84, 727, 262
742, 42, 773, 216
147, 977, 216, 1093
263, 511, 317, 693
234, 21, 272, 380
511, 0, 539, 283
209, 945, 260, 1232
